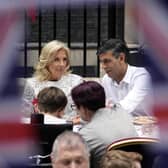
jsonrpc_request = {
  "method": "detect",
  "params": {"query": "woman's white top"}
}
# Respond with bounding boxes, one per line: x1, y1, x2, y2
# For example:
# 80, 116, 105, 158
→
23, 74, 83, 118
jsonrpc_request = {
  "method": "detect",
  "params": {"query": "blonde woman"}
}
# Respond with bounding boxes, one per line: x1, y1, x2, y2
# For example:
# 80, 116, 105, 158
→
23, 40, 83, 117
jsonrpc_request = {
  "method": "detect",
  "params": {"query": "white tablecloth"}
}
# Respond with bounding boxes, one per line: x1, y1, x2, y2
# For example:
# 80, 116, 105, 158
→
21, 117, 160, 139
73, 123, 160, 139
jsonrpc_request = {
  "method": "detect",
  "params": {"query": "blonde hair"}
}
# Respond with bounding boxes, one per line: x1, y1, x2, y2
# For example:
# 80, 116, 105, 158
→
34, 40, 70, 81
101, 150, 143, 168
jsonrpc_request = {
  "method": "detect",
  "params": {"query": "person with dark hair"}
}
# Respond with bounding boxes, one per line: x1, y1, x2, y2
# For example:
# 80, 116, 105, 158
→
101, 150, 142, 168
37, 86, 67, 124
97, 39, 152, 116
51, 131, 90, 168
71, 81, 137, 167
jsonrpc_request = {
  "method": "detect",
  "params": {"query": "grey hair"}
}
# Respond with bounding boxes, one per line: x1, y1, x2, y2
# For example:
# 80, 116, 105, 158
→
51, 131, 90, 159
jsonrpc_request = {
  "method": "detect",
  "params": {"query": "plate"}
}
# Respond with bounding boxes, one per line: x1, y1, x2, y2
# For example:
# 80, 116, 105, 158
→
133, 116, 157, 125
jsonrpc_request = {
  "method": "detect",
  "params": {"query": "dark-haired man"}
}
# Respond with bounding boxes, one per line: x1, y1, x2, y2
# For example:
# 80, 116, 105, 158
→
97, 39, 152, 116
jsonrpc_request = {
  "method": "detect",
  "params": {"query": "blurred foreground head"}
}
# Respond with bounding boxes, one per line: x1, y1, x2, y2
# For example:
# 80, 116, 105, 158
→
51, 131, 90, 168
101, 150, 142, 168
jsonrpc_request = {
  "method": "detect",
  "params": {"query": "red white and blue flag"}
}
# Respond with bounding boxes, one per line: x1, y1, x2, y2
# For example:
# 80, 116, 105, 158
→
131, 0, 168, 129
0, 10, 35, 167
131, 1, 168, 163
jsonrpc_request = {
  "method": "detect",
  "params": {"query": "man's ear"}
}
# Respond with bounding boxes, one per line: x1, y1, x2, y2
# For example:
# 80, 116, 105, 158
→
118, 52, 126, 62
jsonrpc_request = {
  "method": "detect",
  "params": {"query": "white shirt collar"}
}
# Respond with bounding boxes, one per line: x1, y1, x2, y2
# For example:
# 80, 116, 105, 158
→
111, 64, 131, 85
120, 64, 131, 84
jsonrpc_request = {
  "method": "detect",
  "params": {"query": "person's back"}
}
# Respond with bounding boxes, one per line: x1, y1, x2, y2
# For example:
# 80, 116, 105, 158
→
79, 106, 137, 166
71, 81, 137, 167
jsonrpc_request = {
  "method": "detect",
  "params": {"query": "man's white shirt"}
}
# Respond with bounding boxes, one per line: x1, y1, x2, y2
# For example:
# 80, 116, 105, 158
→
101, 64, 153, 116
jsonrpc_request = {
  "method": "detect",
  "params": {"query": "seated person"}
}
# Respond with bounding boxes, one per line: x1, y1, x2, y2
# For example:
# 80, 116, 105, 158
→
51, 131, 90, 168
71, 81, 137, 167
101, 150, 142, 168
23, 40, 83, 118
97, 39, 152, 116
37, 86, 67, 124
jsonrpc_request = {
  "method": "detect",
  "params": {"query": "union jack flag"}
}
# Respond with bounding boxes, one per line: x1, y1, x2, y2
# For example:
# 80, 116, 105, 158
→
132, 0, 168, 164
0, 10, 35, 168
